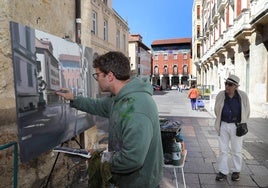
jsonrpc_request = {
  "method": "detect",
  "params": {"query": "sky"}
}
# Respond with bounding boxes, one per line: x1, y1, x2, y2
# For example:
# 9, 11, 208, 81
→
113, 0, 194, 47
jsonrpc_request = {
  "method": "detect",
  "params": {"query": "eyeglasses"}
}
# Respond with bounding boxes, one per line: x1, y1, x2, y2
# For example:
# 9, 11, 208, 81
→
92, 72, 102, 81
225, 82, 235, 87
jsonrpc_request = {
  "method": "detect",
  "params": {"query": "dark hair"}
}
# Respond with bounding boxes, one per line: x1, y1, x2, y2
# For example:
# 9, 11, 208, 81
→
93, 51, 130, 80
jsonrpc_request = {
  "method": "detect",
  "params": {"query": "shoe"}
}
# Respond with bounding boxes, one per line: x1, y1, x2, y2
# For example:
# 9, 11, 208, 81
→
231, 172, 240, 181
215, 172, 227, 181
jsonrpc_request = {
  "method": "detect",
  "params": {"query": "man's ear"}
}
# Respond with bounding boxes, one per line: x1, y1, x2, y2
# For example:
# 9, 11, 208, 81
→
106, 71, 114, 82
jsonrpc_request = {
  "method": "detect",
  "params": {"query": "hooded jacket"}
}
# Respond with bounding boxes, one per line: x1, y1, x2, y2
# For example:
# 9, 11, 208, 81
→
214, 89, 250, 135
70, 77, 163, 188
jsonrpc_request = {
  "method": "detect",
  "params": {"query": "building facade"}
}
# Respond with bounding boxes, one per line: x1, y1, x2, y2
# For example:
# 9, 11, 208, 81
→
151, 38, 192, 89
128, 34, 151, 80
192, 0, 203, 86
90, 0, 129, 58
192, 0, 268, 117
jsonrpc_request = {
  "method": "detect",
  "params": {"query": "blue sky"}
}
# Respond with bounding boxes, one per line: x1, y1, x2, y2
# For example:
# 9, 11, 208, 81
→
113, 0, 194, 47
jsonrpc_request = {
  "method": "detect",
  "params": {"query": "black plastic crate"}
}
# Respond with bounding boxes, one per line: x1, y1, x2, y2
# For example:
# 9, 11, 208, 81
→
160, 120, 182, 154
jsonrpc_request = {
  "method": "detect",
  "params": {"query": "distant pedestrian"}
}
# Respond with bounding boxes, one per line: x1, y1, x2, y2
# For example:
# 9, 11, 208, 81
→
178, 84, 182, 92
214, 74, 250, 182
187, 85, 199, 110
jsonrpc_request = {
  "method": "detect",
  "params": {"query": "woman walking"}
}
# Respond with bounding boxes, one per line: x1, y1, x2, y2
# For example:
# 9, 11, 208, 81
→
187, 85, 199, 110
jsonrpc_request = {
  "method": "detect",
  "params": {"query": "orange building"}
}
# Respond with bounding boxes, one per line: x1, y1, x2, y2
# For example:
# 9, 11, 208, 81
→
151, 38, 192, 89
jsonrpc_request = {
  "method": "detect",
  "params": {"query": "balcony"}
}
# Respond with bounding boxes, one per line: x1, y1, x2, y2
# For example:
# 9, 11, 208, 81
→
222, 25, 236, 47
201, 34, 225, 63
250, 0, 268, 24
233, 9, 251, 39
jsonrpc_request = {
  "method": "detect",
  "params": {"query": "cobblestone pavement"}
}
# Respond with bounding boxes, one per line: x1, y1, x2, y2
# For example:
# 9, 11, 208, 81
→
75, 90, 268, 188
154, 90, 268, 188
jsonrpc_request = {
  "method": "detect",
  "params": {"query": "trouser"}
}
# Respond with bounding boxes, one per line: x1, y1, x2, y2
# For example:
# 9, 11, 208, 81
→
218, 121, 243, 175
190, 98, 197, 110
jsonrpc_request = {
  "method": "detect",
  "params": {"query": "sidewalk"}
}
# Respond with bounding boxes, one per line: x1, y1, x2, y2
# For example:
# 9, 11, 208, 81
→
154, 90, 268, 188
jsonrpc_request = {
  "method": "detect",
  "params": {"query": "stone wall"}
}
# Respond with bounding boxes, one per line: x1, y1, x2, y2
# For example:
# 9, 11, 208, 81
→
0, 1, 90, 187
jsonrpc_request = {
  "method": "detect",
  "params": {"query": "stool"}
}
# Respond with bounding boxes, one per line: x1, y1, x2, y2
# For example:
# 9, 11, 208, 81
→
163, 149, 187, 188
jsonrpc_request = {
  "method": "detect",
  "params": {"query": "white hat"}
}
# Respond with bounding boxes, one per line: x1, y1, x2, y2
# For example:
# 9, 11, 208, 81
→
225, 74, 240, 86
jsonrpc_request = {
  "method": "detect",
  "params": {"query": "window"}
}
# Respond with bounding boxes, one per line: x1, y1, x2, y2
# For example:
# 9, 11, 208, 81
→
197, 44, 200, 58
92, 11, 97, 35
226, 6, 229, 29
173, 54, 178, 60
183, 65, 188, 75
103, 20, 108, 41
102, 0, 107, 5
25, 26, 32, 50
27, 63, 33, 87
164, 65, 168, 74
154, 66, 159, 75
173, 65, 178, 75
164, 53, 168, 60
197, 25, 200, 37
138, 58, 141, 75
183, 53, 187, 59
154, 54, 158, 60
14, 56, 21, 85
123, 34, 126, 51
137, 46, 140, 53
116, 30, 120, 48
197, 5, 200, 19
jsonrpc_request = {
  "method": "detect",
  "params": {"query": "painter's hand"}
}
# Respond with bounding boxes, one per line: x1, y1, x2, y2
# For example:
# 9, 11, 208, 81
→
101, 151, 114, 163
56, 88, 74, 100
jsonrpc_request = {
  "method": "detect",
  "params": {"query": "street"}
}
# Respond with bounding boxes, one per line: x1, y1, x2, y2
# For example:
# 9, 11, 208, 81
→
153, 89, 268, 188
75, 89, 268, 188
17, 103, 95, 162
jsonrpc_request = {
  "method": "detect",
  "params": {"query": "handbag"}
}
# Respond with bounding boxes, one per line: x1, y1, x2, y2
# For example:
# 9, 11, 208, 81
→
235, 123, 248, 137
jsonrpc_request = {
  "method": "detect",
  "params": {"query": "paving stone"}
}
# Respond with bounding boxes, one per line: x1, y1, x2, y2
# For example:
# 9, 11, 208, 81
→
184, 158, 215, 173
199, 173, 222, 185
247, 165, 268, 175
251, 175, 268, 188
227, 174, 258, 187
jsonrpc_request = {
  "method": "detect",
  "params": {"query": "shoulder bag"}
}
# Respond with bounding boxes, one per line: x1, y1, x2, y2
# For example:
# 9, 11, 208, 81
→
235, 122, 248, 137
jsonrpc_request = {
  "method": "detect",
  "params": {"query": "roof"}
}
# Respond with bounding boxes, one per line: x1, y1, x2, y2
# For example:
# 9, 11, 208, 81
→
58, 54, 80, 62
128, 34, 150, 50
151, 38, 192, 46
35, 38, 53, 51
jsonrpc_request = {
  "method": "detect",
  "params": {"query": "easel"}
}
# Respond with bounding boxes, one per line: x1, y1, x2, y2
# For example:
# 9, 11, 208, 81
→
44, 137, 84, 188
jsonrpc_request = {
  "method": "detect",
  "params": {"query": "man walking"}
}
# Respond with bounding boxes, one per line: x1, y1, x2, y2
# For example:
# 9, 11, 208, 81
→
214, 74, 250, 181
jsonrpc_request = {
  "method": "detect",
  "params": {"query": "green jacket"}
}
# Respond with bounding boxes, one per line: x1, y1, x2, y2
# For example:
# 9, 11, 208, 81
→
71, 77, 163, 188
